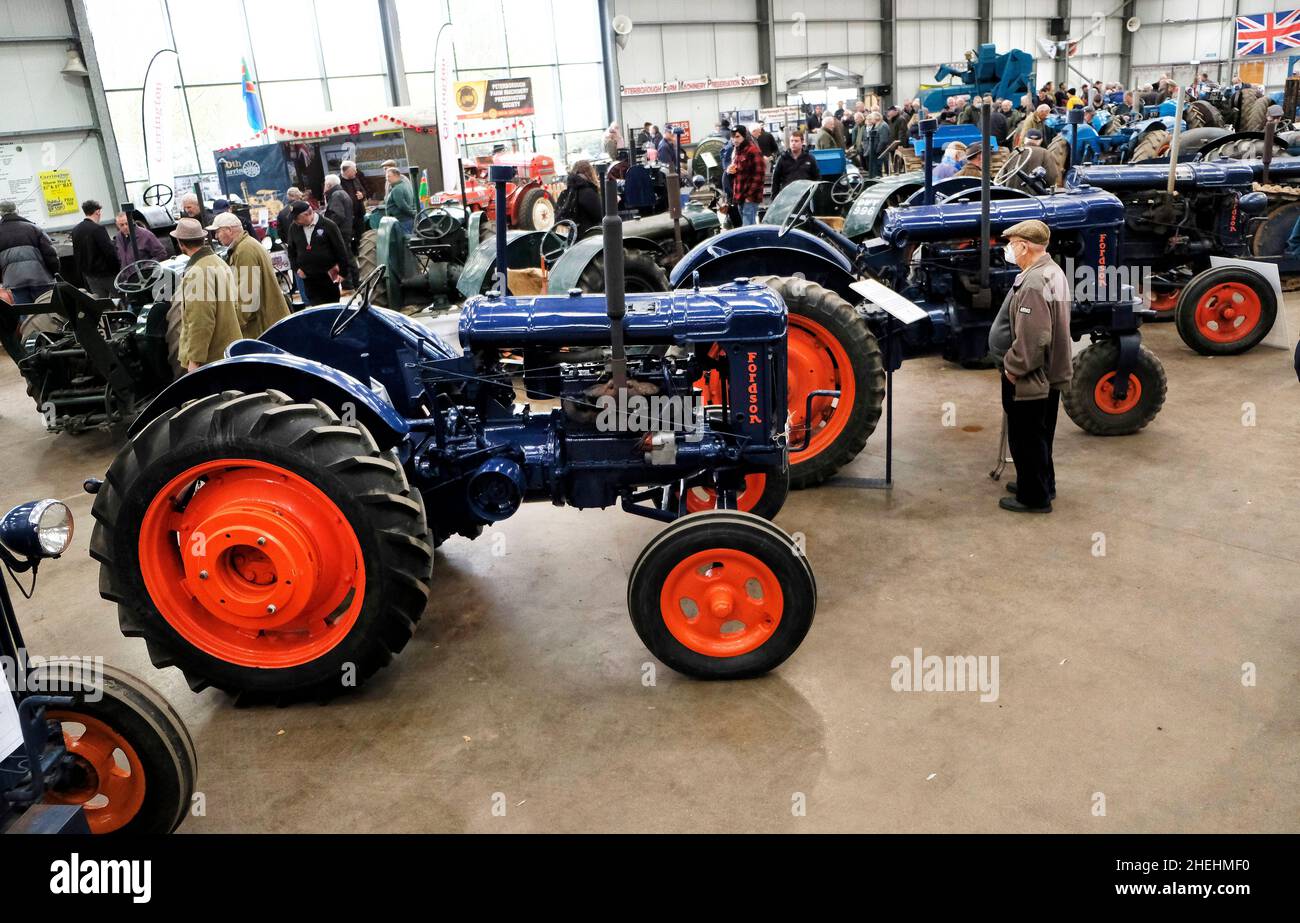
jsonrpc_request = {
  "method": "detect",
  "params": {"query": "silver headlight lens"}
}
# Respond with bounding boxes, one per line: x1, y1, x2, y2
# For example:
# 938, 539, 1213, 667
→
31, 500, 73, 556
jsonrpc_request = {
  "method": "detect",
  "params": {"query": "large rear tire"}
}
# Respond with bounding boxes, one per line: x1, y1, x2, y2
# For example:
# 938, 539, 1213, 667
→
753, 275, 884, 489
1174, 265, 1277, 356
90, 389, 434, 703
1063, 341, 1166, 435
577, 250, 669, 293
1251, 200, 1300, 258
38, 663, 197, 834
356, 229, 388, 307
1240, 94, 1269, 133
1186, 100, 1223, 130
1046, 135, 1071, 177
1129, 129, 1170, 163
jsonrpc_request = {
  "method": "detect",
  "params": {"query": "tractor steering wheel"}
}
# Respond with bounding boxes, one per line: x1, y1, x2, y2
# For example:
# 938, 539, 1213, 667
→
415, 205, 458, 240
142, 184, 173, 208
779, 184, 817, 237
830, 172, 865, 206
994, 147, 1033, 187
113, 259, 165, 295
540, 220, 578, 265
330, 264, 386, 338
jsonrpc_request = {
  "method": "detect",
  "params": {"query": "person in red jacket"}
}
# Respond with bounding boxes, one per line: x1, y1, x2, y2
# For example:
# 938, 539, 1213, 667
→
727, 125, 765, 225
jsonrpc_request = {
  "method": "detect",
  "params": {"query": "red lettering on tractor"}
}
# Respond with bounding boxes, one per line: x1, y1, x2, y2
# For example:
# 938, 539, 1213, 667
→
746, 352, 762, 425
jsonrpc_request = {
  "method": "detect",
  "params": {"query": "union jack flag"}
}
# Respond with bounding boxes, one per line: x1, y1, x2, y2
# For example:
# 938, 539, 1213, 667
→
1236, 10, 1300, 56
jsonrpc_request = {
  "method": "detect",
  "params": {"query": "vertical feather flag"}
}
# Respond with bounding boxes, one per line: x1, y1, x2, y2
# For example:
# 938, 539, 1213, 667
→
242, 58, 265, 132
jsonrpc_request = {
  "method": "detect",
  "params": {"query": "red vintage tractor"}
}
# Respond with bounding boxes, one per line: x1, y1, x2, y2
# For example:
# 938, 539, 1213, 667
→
431, 152, 558, 230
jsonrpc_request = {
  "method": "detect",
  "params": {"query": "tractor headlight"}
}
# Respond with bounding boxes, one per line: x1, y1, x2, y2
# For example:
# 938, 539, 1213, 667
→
0, 499, 74, 558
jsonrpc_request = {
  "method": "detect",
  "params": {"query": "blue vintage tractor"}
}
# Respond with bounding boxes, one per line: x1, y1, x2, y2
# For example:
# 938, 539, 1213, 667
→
88, 167, 817, 703
668, 134, 1169, 476
919, 44, 1035, 114
1, 496, 195, 833
1065, 156, 1300, 354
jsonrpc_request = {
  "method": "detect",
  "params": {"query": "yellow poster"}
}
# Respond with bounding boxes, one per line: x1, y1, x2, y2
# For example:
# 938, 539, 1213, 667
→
39, 170, 77, 217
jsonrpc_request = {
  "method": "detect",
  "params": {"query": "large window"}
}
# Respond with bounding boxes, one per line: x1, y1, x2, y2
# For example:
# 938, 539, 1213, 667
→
88, 0, 393, 201
397, 0, 607, 168
88, 0, 607, 200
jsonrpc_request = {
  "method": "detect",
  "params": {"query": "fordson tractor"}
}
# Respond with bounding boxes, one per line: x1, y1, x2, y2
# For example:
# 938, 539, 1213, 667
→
1, 494, 195, 833
1064, 156, 1300, 355
668, 139, 1168, 490
88, 167, 818, 703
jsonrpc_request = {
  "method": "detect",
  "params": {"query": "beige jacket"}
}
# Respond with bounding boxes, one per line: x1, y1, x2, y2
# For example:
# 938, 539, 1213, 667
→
176, 247, 242, 368
1002, 254, 1073, 400
225, 231, 290, 338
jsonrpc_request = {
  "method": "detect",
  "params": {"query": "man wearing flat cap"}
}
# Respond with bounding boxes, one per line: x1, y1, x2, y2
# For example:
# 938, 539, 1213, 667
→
209, 212, 290, 338
170, 217, 242, 372
987, 219, 1073, 513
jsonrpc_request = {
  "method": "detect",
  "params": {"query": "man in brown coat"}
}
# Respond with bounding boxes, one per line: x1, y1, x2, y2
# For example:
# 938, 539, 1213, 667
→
170, 217, 242, 371
209, 212, 290, 338
987, 219, 1073, 513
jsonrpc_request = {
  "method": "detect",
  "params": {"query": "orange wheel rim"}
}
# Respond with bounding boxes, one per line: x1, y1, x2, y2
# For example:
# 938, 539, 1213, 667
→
138, 459, 366, 668
44, 712, 146, 834
1150, 289, 1180, 312
1194, 282, 1262, 343
659, 549, 783, 657
787, 314, 855, 465
683, 473, 767, 513
1094, 371, 1142, 415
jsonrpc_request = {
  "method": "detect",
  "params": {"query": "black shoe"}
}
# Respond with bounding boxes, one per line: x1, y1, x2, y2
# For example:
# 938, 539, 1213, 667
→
1000, 496, 1051, 514
1006, 481, 1055, 500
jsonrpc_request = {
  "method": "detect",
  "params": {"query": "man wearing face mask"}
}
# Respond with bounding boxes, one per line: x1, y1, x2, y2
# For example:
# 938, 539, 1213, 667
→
987, 220, 1072, 513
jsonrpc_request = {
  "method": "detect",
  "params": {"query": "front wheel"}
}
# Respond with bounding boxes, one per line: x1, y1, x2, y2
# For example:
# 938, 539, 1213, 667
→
1175, 266, 1277, 356
90, 390, 434, 703
627, 511, 815, 679
1063, 341, 1167, 435
515, 187, 555, 230
37, 663, 197, 834
753, 275, 884, 489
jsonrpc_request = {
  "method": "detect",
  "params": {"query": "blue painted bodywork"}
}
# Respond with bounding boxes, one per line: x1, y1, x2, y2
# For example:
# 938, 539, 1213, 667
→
668, 225, 856, 298
919, 44, 1034, 112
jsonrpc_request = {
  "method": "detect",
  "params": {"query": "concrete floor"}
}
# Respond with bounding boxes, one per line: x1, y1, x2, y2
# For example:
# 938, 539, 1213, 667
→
4, 300, 1298, 833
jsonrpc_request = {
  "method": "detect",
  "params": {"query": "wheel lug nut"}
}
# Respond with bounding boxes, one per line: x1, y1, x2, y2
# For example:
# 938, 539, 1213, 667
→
198, 570, 209, 580
266, 604, 277, 614
257, 537, 266, 545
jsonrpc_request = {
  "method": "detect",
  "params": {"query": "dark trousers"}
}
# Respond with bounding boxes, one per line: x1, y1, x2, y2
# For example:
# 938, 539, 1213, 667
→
302, 272, 341, 306
1001, 375, 1060, 507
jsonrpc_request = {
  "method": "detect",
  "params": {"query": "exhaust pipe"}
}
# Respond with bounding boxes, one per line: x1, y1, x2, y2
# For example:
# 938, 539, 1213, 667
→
490, 163, 514, 295
602, 168, 628, 394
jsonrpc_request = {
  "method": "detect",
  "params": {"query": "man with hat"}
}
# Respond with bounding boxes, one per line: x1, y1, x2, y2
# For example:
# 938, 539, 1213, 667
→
208, 211, 290, 338
170, 217, 242, 372
286, 200, 350, 306
987, 219, 1073, 513
958, 141, 985, 177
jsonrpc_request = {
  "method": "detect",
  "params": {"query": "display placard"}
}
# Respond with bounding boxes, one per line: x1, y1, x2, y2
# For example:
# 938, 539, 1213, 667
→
39, 170, 77, 217
0, 143, 39, 223
454, 78, 535, 120
666, 120, 692, 144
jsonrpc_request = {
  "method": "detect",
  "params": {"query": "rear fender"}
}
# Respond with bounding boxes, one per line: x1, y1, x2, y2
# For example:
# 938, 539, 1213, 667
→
667, 225, 855, 296
455, 228, 568, 299
126, 353, 412, 451
545, 234, 664, 293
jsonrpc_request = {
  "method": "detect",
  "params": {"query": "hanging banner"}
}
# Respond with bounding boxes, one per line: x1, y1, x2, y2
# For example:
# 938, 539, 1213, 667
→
1235, 11, 1300, 57
215, 143, 291, 198
434, 25, 459, 191
454, 78, 535, 120
621, 74, 768, 97
144, 50, 180, 196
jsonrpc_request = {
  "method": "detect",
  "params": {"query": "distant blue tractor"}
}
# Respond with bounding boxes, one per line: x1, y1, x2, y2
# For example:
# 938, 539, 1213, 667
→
90, 167, 818, 702
919, 44, 1035, 114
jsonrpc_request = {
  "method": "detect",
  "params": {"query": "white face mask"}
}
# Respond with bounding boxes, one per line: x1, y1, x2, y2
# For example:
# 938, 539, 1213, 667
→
1004, 244, 1020, 265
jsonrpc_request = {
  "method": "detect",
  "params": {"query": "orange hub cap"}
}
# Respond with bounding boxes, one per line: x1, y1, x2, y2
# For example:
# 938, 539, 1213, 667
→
659, 549, 783, 657
44, 712, 146, 834
1195, 282, 1262, 344
138, 459, 366, 668
787, 315, 855, 465
1150, 289, 1180, 313
1094, 371, 1142, 415
683, 473, 767, 513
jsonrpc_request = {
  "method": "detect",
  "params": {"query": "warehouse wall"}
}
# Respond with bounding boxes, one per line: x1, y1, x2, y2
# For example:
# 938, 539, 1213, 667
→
0, 0, 123, 232
772, 0, 886, 102
611, 0, 764, 136
1131, 0, 1300, 90
896, 0, 981, 106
